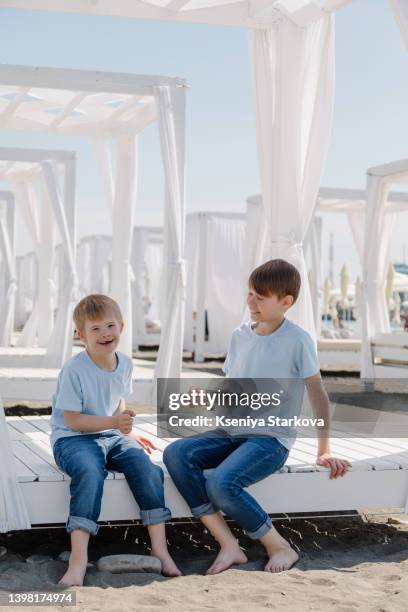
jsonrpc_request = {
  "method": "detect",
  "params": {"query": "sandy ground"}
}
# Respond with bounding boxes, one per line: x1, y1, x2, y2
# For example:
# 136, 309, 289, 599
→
1, 513, 408, 611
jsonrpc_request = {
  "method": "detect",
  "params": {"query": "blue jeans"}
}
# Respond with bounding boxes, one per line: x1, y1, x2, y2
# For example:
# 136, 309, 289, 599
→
163, 433, 289, 540
53, 432, 171, 535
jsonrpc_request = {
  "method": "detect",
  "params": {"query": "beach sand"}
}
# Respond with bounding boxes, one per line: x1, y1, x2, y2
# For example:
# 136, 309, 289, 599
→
1, 512, 408, 612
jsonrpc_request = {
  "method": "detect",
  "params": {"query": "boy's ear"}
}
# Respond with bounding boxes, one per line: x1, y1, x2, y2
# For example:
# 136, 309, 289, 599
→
120, 321, 124, 333
282, 295, 294, 310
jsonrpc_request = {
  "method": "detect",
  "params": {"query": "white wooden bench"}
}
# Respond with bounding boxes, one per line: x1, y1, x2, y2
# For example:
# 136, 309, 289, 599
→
6, 414, 408, 528
371, 332, 408, 377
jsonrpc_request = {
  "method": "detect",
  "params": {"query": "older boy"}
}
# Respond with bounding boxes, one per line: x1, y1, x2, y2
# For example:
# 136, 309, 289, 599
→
164, 259, 351, 574
51, 294, 181, 586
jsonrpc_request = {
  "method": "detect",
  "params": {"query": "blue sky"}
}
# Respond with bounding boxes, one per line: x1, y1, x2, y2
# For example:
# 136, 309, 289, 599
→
1, 0, 408, 285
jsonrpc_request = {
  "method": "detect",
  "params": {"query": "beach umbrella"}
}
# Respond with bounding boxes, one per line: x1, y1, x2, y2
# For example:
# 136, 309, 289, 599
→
340, 264, 349, 311
322, 277, 331, 321
393, 291, 401, 325
386, 262, 395, 310
354, 275, 361, 319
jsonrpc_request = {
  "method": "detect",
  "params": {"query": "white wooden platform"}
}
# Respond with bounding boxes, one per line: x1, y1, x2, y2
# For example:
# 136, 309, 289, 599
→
318, 339, 361, 372
0, 361, 219, 404
8, 415, 408, 527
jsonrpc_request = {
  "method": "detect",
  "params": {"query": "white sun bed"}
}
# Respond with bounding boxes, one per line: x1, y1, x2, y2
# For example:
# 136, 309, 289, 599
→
6, 413, 408, 528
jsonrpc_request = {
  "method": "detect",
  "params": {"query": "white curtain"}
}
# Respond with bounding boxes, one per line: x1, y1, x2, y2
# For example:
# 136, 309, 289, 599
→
184, 214, 246, 357
390, 0, 408, 49
132, 227, 148, 345
360, 174, 396, 379
41, 161, 78, 368
249, 13, 335, 342
0, 195, 17, 346
110, 134, 138, 356
0, 399, 31, 532
346, 208, 365, 263
11, 180, 50, 349
153, 85, 186, 382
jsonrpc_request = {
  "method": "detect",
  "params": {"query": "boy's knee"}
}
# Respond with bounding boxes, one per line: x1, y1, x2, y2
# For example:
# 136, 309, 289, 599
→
163, 439, 187, 469
206, 472, 237, 505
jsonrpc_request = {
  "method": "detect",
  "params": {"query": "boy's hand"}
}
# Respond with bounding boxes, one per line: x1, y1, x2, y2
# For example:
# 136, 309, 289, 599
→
132, 435, 158, 454
317, 453, 351, 479
116, 412, 134, 435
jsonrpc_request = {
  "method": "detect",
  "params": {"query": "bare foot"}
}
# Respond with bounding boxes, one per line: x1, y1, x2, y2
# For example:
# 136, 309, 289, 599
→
206, 541, 248, 575
151, 550, 182, 577
264, 545, 299, 573
58, 556, 88, 586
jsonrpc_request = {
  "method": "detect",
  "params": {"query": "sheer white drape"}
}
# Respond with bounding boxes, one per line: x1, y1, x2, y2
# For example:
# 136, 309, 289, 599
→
153, 85, 186, 381
0, 399, 31, 532
11, 179, 55, 349
41, 160, 77, 368
105, 134, 138, 357
305, 216, 323, 335
249, 14, 335, 342
360, 175, 396, 379
0, 194, 17, 346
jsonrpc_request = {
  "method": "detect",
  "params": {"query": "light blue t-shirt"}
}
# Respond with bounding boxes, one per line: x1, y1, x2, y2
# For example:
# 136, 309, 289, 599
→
50, 350, 134, 450
222, 318, 320, 449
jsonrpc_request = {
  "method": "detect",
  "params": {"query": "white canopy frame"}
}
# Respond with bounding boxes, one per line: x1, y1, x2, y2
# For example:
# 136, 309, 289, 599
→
360, 159, 408, 380
14, 251, 38, 331
0, 65, 187, 381
0, 147, 77, 368
0, 0, 352, 28
0, 191, 16, 347
1, 2, 407, 342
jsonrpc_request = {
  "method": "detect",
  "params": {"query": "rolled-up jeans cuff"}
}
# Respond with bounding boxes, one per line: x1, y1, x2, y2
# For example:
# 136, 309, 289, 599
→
66, 515, 99, 535
140, 507, 172, 526
191, 501, 217, 518
244, 516, 273, 540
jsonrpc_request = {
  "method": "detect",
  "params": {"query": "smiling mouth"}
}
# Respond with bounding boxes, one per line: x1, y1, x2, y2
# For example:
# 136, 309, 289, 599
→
99, 339, 114, 346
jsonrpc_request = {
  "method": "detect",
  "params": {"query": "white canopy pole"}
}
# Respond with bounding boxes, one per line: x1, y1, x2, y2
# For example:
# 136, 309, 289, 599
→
249, 14, 335, 342
0, 398, 31, 532
360, 173, 396, 379
153, 84, 187, 382
110, 134, 138, 356
41, 159, 78, 367
132, 227, 149, 347
0, 193, 17, 346
306, 216, 323, 336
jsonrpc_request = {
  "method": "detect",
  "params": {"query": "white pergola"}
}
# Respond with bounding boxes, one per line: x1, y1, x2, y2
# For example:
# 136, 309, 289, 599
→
0, 147, 77, 368
1, 1, 407, 343
361, 159, 408, 379
0, 191, 16, 347
0, 65, 187, 381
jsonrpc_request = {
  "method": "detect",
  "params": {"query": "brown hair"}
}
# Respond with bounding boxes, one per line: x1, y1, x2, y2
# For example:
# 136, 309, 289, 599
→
73, 294, 123, 333
249, 259, 301, 303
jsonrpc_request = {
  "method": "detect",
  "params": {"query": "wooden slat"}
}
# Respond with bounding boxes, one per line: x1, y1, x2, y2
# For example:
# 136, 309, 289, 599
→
14, 454, 38, 483
12, 440, 63, 482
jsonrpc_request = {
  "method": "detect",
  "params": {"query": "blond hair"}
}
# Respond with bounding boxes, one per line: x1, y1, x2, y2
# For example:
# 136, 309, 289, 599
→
73, 294, 123, 333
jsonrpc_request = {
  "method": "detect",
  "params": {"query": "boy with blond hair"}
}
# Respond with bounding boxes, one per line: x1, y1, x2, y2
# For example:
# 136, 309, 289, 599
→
164, 259, 351, 574
51, 294, 181, 586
